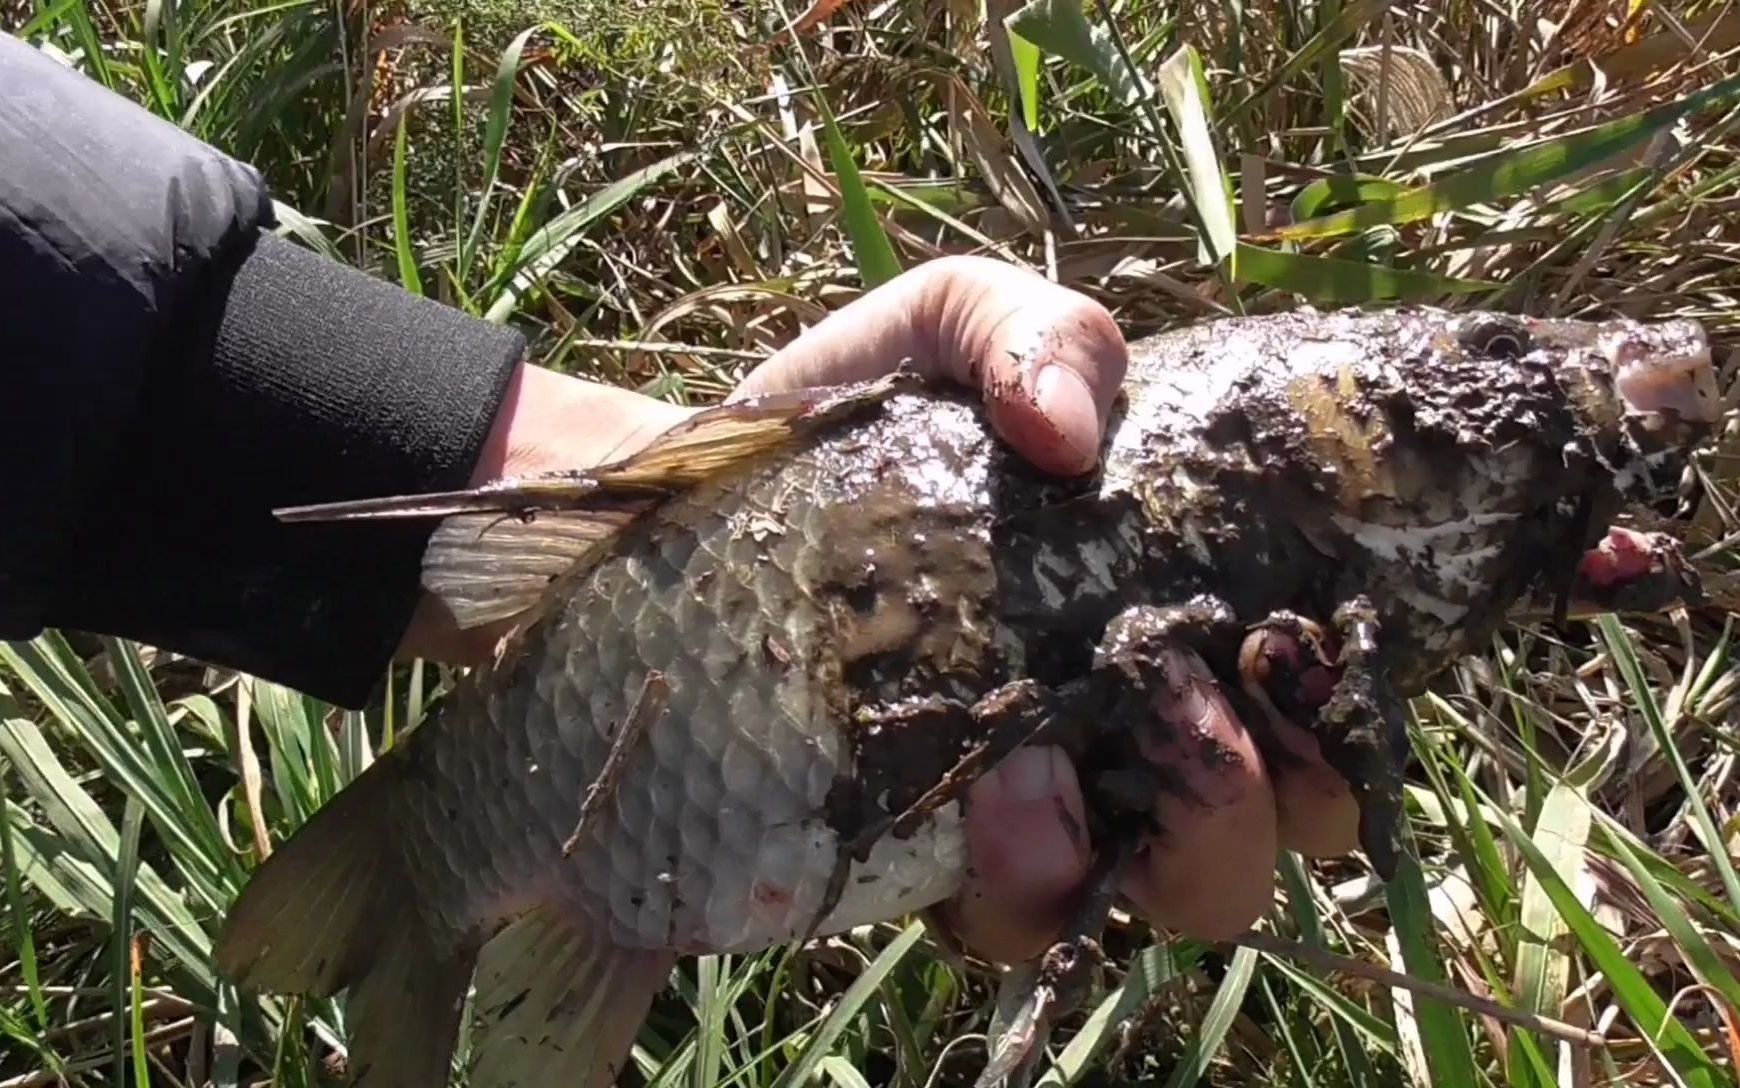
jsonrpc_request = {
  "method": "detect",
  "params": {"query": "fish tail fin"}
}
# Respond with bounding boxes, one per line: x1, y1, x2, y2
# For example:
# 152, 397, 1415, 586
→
467, 902, 676, 1088
215, 753, 478, 1086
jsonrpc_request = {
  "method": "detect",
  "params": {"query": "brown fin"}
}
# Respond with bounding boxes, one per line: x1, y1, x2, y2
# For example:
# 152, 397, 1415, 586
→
215, 749, 480, 1088
345, 924, 477, 1088
586, 373, 917, 489
271, 371, 922, 526
467, 902, 676, 1088
423, 507, 653, 629
215, 754, 406, 996
273, 373, 923, 630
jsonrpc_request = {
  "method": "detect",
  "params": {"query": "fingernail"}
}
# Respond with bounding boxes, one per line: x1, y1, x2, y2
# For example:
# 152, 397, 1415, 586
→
1034, 365, 1099, 471
999, 746, 1058, 803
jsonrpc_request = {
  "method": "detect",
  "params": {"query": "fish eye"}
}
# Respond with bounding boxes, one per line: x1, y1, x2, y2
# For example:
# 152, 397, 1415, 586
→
1459, 318, 1533, 359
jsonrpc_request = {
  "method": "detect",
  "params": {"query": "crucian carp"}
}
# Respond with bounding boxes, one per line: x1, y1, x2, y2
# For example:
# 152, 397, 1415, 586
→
215, 305, 1720, 1088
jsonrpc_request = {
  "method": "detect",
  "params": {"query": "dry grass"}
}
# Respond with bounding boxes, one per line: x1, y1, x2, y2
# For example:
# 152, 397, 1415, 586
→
4, 0, 1740, 1085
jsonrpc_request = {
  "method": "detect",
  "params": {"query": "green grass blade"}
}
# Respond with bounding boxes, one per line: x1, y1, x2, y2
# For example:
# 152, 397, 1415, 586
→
1233, 243, 1496, 302
1597, 614, 1740, 911
814, 97, 903, 289
1510, 781, 1590, 1087
460, 24, 542, 284
1495, 806, 1729, 1088
1035, 943, 1179, 1086
0, 755, 49, 1032
694, 955, 728, 1088
1161, 945, 1260, 1088
0, 718, 217, 1001
450, 18, 468, 239
0, 1002, 67, 1083
270, 201, 344, 261
1011, 31, 1041, 131
3, 797, 94, 918
1384, 853, 1481, 1087
1005, 0, 1153, 108
1603, 830, 1740, 1011
130, 937, 152, 1088
1268, 70, 1740, 242
819, 1054, 873, 1088
97, 636, 239, 894
767, 921, 925, 1088
1220, 0, 1392, 127
1289, 177, 1406, 222
1274, 854, 1386, 1083
1255, 953, 1399, 1057
55, 1, 117, 90
481, 148, 699, 323
110, 797, 144, 1088
391, 110, 424, 296
0, 636, 230, 915
1317, 0, 1348, 150
1156, 45, 1235, 267
481, 132, 559, 309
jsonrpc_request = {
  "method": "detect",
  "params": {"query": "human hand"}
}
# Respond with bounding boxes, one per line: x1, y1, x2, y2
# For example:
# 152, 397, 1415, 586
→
720, 256, 1363, 958
398, 254, 1361, 960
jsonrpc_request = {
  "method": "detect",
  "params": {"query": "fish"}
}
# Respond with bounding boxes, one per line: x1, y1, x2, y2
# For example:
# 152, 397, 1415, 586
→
214, 305, 1721, 1088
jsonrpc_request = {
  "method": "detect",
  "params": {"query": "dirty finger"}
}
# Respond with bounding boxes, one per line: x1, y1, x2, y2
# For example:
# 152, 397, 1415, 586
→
1237, 627, 1361, 859
939, 745, 1094, 964
1117, 644, 1279, 941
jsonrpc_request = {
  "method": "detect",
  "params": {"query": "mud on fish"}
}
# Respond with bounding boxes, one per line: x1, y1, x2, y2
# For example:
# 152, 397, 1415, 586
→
215, 306, 1721, 1088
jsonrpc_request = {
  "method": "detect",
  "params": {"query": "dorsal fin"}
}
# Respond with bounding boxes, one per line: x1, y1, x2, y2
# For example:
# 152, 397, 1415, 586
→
422, 507, 652, 628
272, 369, 927, 628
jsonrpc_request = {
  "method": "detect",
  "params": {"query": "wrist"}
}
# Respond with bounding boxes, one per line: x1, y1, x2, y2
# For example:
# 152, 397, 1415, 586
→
403, 362, 694, 667
469, 361, 694, 487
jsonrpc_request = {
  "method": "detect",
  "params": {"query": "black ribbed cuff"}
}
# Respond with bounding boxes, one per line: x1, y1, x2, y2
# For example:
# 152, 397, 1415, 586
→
43, 231, 526, 707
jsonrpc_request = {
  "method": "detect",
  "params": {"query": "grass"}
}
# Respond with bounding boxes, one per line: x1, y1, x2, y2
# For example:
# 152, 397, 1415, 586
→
4, 0, 1740, 1084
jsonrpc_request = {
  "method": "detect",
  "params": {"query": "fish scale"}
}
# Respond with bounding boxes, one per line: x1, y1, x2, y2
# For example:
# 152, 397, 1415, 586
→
393, 429, 985, 957
215, 306, 1719, 1088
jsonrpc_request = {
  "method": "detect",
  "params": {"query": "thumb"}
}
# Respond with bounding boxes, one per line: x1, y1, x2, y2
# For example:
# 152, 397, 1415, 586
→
924, 256, 1127, 476
729, 256, 1127, 477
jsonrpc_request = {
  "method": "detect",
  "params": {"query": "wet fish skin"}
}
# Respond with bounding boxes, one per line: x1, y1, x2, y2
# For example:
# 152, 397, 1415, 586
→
215, 306, 1718, 1088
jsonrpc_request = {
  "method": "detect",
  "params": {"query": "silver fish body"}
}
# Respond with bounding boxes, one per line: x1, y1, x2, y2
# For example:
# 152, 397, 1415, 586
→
216, 305, 1719, 1088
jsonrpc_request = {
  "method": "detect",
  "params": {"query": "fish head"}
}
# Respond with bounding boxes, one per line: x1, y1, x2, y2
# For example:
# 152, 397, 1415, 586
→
1348, 307, 1721, 687
1518, 311, 1721, 502
1109, 306, 1722, 695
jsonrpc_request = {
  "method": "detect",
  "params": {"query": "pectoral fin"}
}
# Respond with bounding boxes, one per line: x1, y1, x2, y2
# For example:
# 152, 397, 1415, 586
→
272, 372, 924, 628
422, 507, 653, 628
272, 370, 922, 526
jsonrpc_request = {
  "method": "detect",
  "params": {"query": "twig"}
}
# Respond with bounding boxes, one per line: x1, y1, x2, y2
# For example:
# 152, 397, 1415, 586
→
0, 1018, 195, 1088
561, 671, 669, 857
1235, 929, 1609, 1049
41, 996, 194, 1042
567, 337, 768, 361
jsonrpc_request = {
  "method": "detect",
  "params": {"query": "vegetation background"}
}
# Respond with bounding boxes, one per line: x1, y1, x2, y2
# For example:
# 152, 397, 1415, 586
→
3, 0, 1740, 1085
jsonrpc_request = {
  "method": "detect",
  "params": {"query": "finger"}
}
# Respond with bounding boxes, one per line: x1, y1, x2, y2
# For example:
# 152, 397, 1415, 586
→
1236, 628, 1360, 858
729, 255, 1127, 477
938, 745, 1094, 964
926, 256, 1127, 476
1263, 718, 1361, 858
1118, 645, 1279, 942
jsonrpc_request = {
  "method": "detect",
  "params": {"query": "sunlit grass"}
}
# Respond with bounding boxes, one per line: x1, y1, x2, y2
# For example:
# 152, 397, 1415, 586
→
4, 0, 1740, 1084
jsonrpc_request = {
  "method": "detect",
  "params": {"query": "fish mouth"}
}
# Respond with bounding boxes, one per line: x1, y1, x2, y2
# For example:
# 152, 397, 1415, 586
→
1516, 525, 1706, 622
1604, 320, 1724, 427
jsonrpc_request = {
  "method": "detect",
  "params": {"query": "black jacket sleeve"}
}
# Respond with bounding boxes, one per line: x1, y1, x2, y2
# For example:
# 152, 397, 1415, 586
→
0, 33, 528, 708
